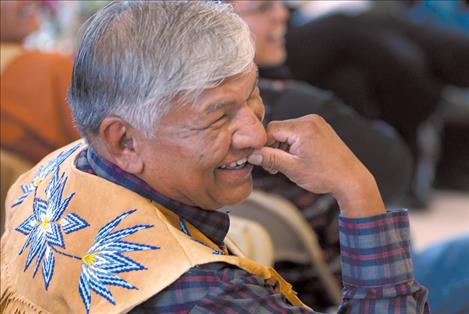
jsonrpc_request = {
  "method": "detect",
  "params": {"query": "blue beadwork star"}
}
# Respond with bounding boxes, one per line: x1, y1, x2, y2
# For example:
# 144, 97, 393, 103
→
12, 143, 81, 208
15, 167, 89, 290
78, 209, 159, 313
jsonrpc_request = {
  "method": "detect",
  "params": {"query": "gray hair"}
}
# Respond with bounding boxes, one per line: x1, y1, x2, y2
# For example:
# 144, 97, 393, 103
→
69, 0, 254, 138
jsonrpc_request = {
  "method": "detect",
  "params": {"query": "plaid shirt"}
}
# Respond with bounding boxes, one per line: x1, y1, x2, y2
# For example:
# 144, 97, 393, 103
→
75, 147, 429, 313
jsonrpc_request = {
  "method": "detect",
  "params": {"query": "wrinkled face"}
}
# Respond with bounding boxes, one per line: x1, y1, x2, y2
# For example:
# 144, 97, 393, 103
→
139, 65, 266, 210
232, 1, 289, 66
0, 1, 40, 43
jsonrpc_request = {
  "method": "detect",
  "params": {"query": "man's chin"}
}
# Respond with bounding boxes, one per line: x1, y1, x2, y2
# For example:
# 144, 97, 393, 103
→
211, 181, 253, 209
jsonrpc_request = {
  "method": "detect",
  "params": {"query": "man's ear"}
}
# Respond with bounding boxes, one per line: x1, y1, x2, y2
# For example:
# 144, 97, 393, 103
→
99, 116, 144, 174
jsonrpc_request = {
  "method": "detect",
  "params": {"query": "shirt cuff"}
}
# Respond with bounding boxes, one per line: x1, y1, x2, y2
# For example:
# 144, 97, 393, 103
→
338, 209, 415, 293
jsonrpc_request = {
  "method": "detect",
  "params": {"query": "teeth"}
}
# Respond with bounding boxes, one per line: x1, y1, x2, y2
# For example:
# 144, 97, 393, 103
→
220, 158, 247, 169
236, 158, 247, 166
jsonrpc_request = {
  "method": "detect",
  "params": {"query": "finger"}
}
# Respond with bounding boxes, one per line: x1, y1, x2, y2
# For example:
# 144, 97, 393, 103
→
248, 146, 295, 175
266, 122, 299, 146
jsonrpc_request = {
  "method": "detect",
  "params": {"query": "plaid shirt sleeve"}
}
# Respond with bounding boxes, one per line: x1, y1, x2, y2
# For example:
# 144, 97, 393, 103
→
130, 209, 429, 314
338, 209, 429, 314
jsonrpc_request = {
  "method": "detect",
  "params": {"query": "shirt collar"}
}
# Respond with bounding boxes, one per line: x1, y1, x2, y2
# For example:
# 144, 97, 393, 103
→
75, 146, 230, 247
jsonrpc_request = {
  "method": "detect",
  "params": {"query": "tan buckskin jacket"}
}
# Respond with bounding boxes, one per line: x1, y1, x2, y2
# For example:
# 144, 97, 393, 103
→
1, 141, 306, 313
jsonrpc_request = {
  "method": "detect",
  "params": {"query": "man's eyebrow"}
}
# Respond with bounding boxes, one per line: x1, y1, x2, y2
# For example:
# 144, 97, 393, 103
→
205, 100, 236, 114
205, 69, 259, 115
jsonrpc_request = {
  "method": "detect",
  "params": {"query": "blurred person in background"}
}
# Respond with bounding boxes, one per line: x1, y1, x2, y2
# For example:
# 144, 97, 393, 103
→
231, 1, 413, 309
231, 0, 414, 206
1, 0, 79, 164
0, 0, 80, 234
285, 0, 469, 205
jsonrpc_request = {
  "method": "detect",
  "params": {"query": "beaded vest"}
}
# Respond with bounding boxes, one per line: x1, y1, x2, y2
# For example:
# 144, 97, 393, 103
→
1, 141, 306, 313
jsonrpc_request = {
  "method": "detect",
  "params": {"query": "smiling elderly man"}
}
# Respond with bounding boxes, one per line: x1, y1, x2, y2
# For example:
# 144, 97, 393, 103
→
1, 2, 428, 314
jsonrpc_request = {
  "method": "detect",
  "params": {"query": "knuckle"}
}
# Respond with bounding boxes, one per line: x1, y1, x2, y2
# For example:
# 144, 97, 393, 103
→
302, 114, 327, 133
263, 153, 278, 172
308, 114, 325, 124
266, 120, 280, 131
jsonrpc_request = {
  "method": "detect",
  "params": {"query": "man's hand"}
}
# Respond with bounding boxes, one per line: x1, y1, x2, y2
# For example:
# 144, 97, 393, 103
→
248, 115, 386, 218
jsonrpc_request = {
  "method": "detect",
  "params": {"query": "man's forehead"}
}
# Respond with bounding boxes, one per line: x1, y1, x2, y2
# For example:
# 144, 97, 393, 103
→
221, 64, 258, 84
168, 66, 258, 119
201, 66, 259, 113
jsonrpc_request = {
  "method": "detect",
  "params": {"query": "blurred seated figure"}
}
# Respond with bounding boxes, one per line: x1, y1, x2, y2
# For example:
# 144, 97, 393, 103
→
231, 1, 413, 309
286, 1, 469, 124
232, 0, 413, 204
0, 0, 79, 164
285, 1, 469, 204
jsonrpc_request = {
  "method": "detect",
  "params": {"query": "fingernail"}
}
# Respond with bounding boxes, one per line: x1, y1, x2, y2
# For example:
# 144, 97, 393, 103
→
248, 153, 263, 166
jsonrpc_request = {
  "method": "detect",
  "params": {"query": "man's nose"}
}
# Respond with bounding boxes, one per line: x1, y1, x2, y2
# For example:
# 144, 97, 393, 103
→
232, 107, 267, 150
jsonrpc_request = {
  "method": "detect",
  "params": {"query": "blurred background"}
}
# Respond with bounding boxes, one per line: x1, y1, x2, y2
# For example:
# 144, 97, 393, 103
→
1, 0, 468, 313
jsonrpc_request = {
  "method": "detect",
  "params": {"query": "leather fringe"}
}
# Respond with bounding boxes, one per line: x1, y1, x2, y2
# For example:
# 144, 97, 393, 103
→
1, 285, 46, 314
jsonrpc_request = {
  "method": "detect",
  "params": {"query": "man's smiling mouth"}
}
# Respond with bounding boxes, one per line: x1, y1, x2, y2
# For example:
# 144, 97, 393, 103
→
219, 158, 248, 170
